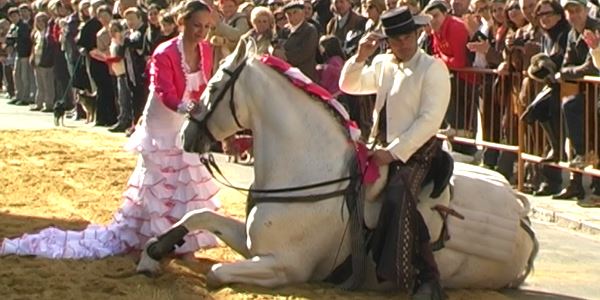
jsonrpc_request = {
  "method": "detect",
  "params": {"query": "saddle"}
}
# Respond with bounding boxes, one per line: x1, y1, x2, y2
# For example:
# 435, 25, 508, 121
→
422, 149, 454, 199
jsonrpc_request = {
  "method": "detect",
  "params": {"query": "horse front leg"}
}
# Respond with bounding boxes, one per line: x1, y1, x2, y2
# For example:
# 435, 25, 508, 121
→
137, 208, 249, 274
207, 255, 291, 288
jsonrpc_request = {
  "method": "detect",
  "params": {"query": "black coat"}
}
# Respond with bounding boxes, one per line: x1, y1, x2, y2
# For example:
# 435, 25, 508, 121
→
561, 17, 600, 80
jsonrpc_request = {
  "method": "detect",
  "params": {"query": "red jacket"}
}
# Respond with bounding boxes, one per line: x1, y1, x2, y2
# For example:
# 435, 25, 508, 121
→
431, 16, 474, 83
149, 38, 213, 112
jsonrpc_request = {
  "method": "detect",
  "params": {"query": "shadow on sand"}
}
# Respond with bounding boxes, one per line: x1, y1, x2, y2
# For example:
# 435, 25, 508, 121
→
0, 212, 90, 240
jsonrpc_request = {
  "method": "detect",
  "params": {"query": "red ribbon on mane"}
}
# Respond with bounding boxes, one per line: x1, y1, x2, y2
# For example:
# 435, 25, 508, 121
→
259, 55, 380, 184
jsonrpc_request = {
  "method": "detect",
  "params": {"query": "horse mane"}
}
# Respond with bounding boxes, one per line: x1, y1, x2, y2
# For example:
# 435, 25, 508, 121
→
244, 56, 356, 142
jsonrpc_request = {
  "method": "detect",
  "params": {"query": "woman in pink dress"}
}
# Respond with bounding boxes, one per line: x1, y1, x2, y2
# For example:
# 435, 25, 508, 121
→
0, 0, 220, 259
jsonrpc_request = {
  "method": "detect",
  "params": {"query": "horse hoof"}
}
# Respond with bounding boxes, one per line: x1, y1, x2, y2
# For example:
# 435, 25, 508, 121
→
205, 270, 223, 289
136, 241, 162, 275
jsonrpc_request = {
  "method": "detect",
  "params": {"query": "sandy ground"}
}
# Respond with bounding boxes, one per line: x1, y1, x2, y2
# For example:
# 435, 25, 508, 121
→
0, 129, 511, 300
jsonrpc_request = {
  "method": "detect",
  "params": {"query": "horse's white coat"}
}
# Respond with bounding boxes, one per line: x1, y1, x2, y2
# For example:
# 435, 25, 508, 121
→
168, 40, 538, 290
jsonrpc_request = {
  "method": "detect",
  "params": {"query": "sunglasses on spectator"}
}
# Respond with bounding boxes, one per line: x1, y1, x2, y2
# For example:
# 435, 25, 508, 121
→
275, 16, 286, 21
507, 4, 520, 11
269, 2, 284, 7
536, 10, 556, 17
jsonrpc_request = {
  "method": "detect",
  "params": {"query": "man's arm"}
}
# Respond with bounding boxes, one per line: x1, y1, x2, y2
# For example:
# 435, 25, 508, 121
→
386, 60, 451, 162
338, 32, 386, 95
561, 53, 598, 80
338, 55, 380, 95
438, 20, 469, 68
214, 16, 250, 42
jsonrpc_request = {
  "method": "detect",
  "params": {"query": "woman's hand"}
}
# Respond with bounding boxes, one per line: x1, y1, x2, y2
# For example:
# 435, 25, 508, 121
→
222, 136, 238, 155
496, 61, 509, 75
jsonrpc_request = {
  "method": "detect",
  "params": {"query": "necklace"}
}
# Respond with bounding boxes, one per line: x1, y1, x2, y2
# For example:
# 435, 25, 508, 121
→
176, 35, 204, 101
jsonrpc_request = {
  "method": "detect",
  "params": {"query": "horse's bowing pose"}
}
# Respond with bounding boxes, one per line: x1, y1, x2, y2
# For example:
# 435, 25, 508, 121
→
136, 12, 538, 297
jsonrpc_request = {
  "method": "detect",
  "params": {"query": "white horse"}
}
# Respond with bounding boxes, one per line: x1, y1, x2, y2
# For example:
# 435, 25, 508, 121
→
137, 40, 538, 292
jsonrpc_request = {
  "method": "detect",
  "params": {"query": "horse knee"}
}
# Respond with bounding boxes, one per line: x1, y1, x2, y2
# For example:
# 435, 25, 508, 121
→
147, 225, 189, 260
209, 257, 292, 288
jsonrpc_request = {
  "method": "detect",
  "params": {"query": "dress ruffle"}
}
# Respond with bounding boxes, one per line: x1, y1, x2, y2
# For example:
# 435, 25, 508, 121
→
1, 124, 221, 259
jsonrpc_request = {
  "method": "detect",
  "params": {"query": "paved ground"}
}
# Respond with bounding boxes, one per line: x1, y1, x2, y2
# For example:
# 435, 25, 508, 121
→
2, 98, 600, 299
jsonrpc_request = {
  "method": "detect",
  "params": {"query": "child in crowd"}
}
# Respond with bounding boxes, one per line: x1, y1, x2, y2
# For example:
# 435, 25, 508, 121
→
158, 10, 178, 45
31, 12, 55, 112
0, 19, 13, 98
316, 35, 345, 97
106, 20, 133, 132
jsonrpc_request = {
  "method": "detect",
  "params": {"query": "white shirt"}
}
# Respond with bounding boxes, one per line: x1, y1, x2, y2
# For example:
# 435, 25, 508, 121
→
339, 50, 451, 162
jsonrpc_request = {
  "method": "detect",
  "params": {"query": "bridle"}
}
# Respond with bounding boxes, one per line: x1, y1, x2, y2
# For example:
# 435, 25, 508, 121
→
187, 59, 248, 145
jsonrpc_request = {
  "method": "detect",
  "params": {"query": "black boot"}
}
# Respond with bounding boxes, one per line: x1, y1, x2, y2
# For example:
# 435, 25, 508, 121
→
539, 120, 563, 163
553, 176, 585, 200
413, 242, 446, 300
533, 182, 562, 196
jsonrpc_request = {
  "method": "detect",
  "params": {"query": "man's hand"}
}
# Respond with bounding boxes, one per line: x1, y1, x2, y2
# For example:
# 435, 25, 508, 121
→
462, 13, 481, 37
466, 40, 490, 54
356, 32, 382, 63
583, 29, 600, 50
370, 149, 395, 166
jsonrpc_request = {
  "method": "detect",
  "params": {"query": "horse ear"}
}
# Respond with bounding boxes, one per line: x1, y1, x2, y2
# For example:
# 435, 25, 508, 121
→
232, 38, 249, 64
244, 36, 258, 57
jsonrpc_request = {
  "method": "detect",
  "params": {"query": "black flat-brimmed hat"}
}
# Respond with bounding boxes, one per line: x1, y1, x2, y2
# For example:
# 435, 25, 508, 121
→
380, 7, 431, 37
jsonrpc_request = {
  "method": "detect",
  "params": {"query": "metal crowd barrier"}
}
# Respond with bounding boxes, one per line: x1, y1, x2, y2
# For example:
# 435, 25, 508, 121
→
438, 68, 600, 191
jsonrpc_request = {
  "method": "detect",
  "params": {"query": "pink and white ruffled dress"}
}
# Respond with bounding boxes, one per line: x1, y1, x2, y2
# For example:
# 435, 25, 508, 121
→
0, 57, 220, 259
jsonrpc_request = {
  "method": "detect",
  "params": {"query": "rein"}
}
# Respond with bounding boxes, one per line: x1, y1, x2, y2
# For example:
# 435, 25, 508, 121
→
200, 154, 353, 202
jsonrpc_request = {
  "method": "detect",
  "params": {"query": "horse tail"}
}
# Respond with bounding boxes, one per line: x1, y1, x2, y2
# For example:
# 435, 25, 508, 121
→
506, 217, 539, 288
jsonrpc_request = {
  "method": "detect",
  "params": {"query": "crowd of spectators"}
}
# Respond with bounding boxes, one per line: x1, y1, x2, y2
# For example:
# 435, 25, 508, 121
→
0, 0, 598, 205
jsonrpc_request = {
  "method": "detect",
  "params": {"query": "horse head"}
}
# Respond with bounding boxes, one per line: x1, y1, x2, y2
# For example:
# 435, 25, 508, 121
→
182, 38, 257, 154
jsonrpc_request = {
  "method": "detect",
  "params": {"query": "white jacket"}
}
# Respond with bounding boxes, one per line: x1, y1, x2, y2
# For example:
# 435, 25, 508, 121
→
339, 50, 451, 162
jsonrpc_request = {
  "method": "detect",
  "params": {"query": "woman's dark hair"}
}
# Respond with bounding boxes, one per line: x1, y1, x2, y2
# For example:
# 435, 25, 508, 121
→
534, 0, 565, 22
504, 0, 525, 31
178, 0, 211, 22
159, 10, 176, 24
319, 35, 346, 61
148, 3, 161, 13
109, 19, 124, 32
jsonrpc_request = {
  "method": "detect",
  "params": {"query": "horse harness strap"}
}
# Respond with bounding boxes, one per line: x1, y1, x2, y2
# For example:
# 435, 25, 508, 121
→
200, 154, 353, 197
187, 59, 248, 132
222, 66, 245, 129
251, 189, 348, 204
430, 204, 464, 251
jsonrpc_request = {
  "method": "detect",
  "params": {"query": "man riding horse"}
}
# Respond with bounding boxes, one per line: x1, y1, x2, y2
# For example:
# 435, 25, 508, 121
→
339, 7, 450, 299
